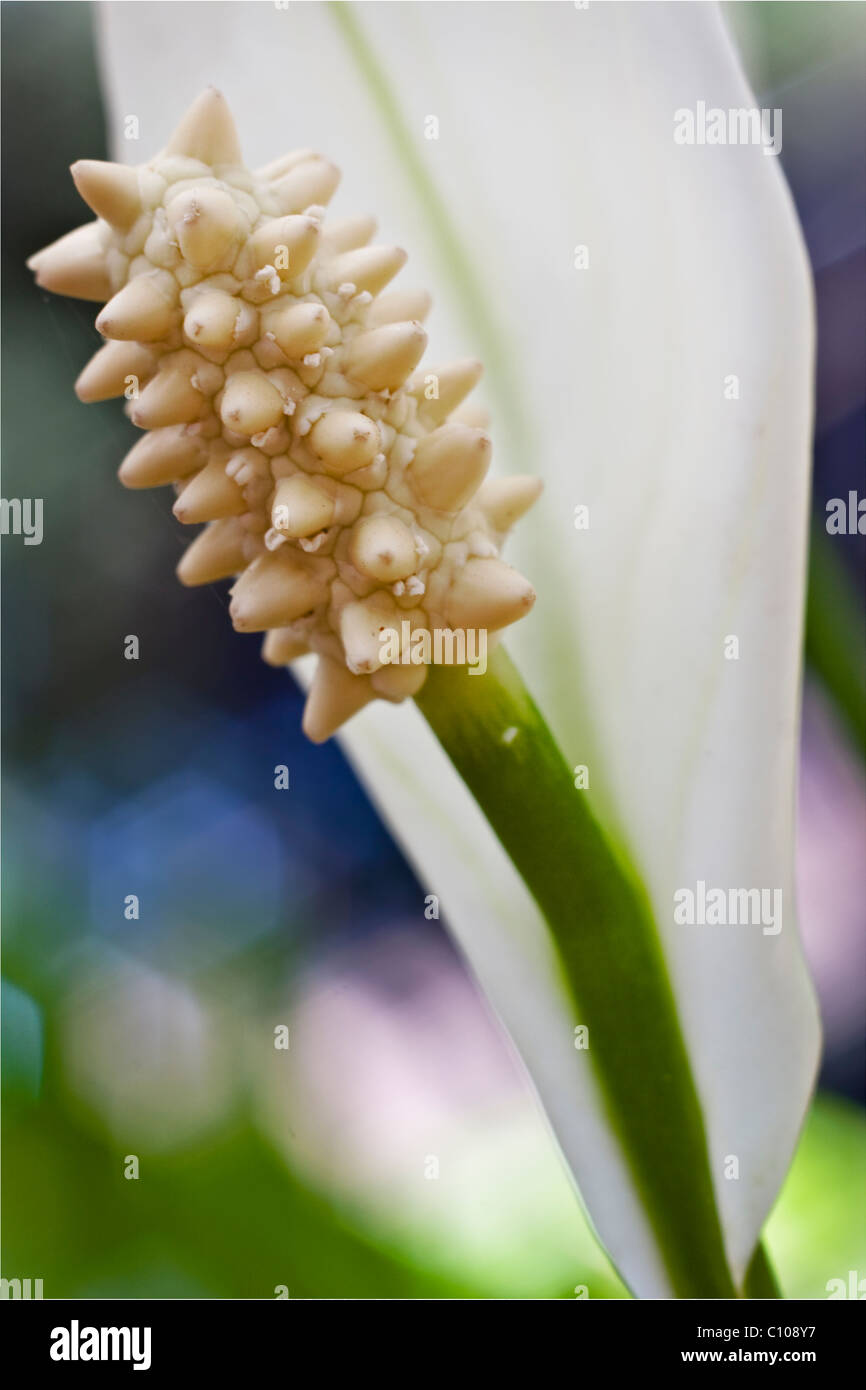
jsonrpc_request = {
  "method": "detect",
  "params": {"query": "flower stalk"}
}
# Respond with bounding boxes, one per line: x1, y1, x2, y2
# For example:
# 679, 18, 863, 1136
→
417, 647, 772, 1299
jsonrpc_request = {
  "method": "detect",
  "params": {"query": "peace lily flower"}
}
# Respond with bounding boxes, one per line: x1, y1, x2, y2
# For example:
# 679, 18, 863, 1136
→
31, 1, 819, 1298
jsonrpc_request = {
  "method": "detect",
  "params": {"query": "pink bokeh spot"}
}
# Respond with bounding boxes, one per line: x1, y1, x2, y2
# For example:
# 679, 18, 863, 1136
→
797, 683, 866, 1050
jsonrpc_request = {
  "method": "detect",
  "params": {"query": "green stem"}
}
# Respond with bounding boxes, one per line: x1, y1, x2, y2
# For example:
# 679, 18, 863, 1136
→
416, 648, 737, 1299
743, 1242, 783, 1300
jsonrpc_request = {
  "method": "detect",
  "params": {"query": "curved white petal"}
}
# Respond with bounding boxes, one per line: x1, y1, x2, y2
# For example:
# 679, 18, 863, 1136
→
98, 1, 819, 1292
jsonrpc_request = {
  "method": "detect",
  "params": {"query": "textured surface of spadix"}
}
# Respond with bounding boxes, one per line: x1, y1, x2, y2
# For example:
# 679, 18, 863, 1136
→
99, 0, 820, 1295
30, 85, 538, 745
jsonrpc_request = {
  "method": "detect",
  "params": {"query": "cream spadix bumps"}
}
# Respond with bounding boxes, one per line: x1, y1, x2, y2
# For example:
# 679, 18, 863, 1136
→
28, 89, 540, 741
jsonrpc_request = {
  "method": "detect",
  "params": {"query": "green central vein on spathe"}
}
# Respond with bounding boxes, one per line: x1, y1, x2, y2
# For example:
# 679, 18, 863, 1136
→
329, 0, 596, 811
417, 649, 739, 1299
329, 1, 531, 463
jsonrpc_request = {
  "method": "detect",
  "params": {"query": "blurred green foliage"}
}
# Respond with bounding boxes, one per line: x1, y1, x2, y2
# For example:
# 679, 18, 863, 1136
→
806, 520, 866, 759
766, 1094, 866, 1300
4, 1079, 472, 1299
3, 964, 864, 1299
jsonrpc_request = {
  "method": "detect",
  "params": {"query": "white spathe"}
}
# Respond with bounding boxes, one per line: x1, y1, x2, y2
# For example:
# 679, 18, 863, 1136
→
99, 1, 820, 1295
